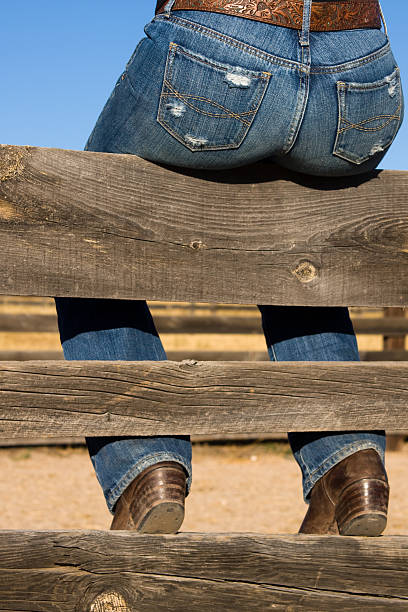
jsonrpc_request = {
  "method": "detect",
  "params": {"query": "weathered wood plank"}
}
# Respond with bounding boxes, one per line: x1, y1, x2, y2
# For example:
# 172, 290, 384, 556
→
0, 297, 258, 312
358, 350, 408, 361
0, 570, 404, 611
1, 145, 408, 305
181, 350, 408, 361
0, 433, 288, 447
355, 317, 408, 335
0, 432, 404, 448
0, 351, 64, 360
0, 436, 85, 447
0, 313, 58, 332
0, 350, 272, 362
1, 360, 408, 437
0, 532, 406, 610
0, 298, 383, 311
2, 312, 408, 335
2, 349, 408, 362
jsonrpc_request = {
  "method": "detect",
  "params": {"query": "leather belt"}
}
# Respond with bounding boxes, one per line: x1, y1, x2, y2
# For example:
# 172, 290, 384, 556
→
156, 0, 382, 32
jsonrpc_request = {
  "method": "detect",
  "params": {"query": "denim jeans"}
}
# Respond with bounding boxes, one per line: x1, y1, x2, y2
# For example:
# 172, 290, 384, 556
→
54, 2, 404, 513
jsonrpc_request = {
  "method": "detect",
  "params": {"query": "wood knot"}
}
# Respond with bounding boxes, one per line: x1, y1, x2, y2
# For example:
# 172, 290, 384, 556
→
90, 591, 131, 611
292, 260, 318, 283
189, 240, 204, 250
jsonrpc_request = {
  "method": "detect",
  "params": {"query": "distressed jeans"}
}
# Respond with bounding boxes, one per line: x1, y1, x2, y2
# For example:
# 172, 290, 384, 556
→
54, 4, 404, 513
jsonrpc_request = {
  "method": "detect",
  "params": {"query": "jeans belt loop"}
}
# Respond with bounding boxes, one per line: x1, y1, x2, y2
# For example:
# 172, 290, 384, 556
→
163, 0, 177, 17
300, 0, 313, 47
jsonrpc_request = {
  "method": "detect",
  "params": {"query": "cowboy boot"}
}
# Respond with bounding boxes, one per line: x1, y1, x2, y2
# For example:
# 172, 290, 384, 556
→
110, 461, 187, 533
299, 448, 389, 536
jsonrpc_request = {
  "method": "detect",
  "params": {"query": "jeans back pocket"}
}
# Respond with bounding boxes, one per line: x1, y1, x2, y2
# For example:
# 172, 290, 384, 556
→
333, 67, 403, 165
157, 43, 271, 151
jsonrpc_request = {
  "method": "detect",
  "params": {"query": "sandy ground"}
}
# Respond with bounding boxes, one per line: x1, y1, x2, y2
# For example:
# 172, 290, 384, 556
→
0, 441, 406, 534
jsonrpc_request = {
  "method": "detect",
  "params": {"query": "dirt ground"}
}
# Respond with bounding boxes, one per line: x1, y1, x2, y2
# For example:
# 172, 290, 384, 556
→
0, 441, 407, 534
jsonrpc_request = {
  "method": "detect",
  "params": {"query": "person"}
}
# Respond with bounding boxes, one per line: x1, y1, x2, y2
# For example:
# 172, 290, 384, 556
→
54, 0, 404, 535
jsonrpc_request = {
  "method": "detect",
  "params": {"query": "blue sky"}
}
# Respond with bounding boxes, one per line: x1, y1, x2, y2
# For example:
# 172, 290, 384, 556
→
1, 2, 406, 170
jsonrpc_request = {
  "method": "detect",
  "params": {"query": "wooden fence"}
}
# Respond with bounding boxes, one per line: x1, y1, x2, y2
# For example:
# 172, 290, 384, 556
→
0, 144, 408, 609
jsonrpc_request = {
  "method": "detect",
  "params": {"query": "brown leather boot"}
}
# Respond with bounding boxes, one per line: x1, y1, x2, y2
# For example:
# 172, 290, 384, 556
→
298, 449, 389, 536
110, 461, 187, 533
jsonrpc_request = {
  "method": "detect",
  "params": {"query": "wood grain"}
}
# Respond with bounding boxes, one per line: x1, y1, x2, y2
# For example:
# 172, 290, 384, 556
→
1, 360, 408, 437
1, 145, 408, 306
0, 531, 406, 610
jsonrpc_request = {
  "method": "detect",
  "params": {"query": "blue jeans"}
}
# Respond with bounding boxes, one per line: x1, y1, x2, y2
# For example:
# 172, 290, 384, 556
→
54, 4, 404, 513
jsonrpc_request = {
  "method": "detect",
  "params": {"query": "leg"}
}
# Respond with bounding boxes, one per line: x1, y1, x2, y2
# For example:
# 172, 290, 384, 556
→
257, 304, 387, 533
54, 296, 192, 515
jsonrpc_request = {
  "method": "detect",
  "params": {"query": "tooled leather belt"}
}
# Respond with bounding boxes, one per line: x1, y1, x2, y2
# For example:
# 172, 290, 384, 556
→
155, 0, 382, 32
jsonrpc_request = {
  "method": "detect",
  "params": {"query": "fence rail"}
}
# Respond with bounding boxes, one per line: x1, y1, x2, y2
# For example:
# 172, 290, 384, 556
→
1, 360, 408, 437
1, 145, 408, 305
0, 531, 407, 610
